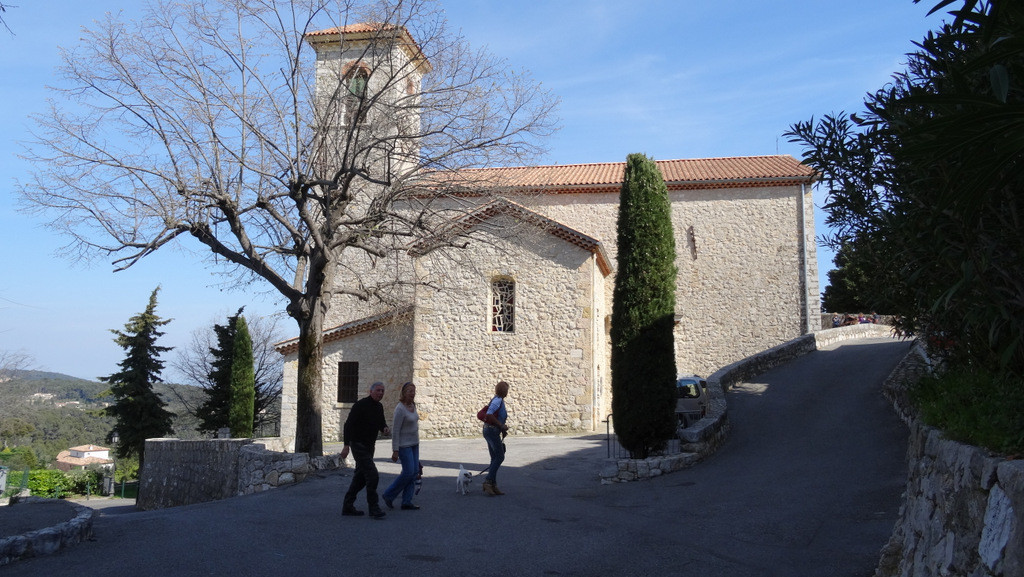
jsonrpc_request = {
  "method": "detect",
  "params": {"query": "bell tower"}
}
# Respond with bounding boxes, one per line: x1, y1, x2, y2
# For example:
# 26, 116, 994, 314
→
306, 23, 431, 182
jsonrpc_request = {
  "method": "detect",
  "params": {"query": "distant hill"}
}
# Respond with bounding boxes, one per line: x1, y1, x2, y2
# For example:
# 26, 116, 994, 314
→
0, 370, 208, 464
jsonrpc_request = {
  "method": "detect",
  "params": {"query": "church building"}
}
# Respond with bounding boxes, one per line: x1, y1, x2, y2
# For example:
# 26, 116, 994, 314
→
275, 24, 819, 447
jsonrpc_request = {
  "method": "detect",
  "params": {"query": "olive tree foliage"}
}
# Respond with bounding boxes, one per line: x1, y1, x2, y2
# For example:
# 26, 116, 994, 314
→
172, 310, 283, 437
19, 0, 557, 455
610, 153, 678, 459
786, 0, 1024, 375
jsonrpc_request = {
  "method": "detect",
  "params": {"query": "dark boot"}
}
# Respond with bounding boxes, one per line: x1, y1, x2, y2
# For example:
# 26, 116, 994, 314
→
342, 504, 364, 516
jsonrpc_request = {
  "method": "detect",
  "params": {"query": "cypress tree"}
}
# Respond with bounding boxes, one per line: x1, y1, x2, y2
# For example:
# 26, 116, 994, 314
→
610, 153, 678, 458
101, 287, 175, 471
229, 315, 255, 437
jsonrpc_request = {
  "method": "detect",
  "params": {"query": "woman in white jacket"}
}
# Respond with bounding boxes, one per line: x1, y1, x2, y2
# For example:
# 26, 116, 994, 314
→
382, 382, 421, 510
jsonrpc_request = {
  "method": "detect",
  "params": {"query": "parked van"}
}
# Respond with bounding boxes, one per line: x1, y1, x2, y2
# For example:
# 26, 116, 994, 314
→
676, 375, 709, 428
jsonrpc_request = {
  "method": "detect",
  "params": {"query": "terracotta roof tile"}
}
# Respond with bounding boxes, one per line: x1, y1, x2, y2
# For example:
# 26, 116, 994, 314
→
305, 22, 431, 74
443, 155, 816, 193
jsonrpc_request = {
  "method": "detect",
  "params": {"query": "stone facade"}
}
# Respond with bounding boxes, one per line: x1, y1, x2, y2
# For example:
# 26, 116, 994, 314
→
523, 183, 819, 378
411, 210, 609, 438
137, 438, 346, 510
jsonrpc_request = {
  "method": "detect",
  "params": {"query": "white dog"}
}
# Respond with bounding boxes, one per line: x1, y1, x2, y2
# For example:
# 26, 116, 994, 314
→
456, 464, 473, 495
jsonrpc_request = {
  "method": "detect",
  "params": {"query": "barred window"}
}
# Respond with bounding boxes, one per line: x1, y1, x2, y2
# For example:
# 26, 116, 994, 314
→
337, 361, 359, 403
491, 278, 515, 333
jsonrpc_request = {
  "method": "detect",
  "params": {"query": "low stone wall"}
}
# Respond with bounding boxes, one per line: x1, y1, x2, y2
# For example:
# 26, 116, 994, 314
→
139, 438, 345, 510
600, 324, 898, 483
876, 344, 1024, 577
0, 497, 94, 566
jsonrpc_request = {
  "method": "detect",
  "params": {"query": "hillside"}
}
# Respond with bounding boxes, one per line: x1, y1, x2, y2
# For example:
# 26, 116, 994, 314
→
0, 370, 207, 465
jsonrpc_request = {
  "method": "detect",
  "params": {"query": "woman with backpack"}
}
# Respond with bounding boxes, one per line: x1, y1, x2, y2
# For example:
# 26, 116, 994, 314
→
481, 380, 510, 496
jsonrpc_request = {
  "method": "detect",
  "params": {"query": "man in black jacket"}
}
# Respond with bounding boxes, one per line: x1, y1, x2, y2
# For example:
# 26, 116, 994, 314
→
340, 382, 391, 519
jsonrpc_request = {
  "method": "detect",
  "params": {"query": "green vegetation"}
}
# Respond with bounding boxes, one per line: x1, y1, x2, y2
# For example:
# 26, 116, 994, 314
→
912, 368, 1024, 456
821, 239, 873, 314
610, 153, 678, 459
229, 315, 255, 437
102, 287, 176, 469
192, 309, 281, 437
788, 0, 1023, 455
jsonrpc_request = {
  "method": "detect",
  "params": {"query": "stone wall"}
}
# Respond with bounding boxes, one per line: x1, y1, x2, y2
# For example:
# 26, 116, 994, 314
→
517, 184, 819, 379
411, 216, 606, 438
138, 439, 345, 510
876, 345, 1024, 577
0, 497, 94, 566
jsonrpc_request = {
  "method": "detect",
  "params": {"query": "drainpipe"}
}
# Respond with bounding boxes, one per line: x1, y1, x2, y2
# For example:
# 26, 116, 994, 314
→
799, 183, 811, 334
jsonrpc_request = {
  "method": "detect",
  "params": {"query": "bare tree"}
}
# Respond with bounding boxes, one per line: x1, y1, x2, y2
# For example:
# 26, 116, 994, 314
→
0, 349, 32, 382
19, 0, 557, 455
0, 3, 14, 34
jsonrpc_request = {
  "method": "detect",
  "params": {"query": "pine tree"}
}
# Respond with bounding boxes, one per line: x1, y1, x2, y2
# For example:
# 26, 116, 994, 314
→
229, 315, 255, 437
101, 287, 175, 470
610, 153, 678, 459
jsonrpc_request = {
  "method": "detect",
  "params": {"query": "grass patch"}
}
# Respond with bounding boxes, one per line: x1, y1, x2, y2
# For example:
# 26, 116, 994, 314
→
911, 368, 1024, 456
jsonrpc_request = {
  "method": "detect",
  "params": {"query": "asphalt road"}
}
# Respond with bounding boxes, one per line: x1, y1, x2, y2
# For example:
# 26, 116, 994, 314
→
6, 336, 913, 577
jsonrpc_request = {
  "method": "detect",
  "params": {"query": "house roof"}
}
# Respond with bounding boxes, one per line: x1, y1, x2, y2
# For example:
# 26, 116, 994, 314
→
410, 198, 613, 276
437, 155, 817, 194
274, 305, 414, 356
305, 23, 432, 74
56, 450, 113, 468
69, 444, 109, 453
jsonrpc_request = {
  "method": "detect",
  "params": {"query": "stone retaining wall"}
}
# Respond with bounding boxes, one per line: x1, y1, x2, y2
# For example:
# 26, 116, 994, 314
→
0, 497, 94, 566
138, 438, 346, 510
876, 344, 1024, 577
599, 324, 894, 483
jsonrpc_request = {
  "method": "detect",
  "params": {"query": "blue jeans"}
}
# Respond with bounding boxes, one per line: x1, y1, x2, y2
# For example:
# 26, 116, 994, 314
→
382, 444, 420, 506
483, 426, 505, 483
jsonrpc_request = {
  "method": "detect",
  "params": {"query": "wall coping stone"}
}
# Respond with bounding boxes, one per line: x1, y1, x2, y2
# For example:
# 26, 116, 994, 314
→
0, 497, 94, 566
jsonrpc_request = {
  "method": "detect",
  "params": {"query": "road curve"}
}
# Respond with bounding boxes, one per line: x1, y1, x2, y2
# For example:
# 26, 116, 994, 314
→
5, 336, 913, 577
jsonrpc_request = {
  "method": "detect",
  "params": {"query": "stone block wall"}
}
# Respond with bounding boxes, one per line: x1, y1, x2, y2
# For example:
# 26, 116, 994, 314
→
0, 497, 94, 566
876, 345, 1024, 577
412, 218, 604, 438
138, 438, 250, 510
138, 439, 346, 510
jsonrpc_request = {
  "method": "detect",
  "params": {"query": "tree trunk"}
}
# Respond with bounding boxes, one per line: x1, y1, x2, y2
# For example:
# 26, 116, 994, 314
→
294, 306, 325, 457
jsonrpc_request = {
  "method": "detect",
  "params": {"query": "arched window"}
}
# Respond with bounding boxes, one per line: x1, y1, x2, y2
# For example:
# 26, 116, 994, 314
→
343, 68, 369, 127
491, 278, 515, 333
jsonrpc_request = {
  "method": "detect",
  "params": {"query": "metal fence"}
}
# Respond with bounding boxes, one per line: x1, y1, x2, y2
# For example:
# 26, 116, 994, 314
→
602, 415, 681, 459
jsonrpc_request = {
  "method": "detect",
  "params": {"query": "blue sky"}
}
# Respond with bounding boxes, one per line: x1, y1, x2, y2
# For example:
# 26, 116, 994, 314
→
0, 1, 944, 381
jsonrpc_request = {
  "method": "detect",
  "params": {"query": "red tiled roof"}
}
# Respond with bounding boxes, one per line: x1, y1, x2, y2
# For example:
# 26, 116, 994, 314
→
305, 22, 431, 74
274, 305, 414, 356
306, 23, 392, 36
441, 155, 816, 194
55, 450, 113, 471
